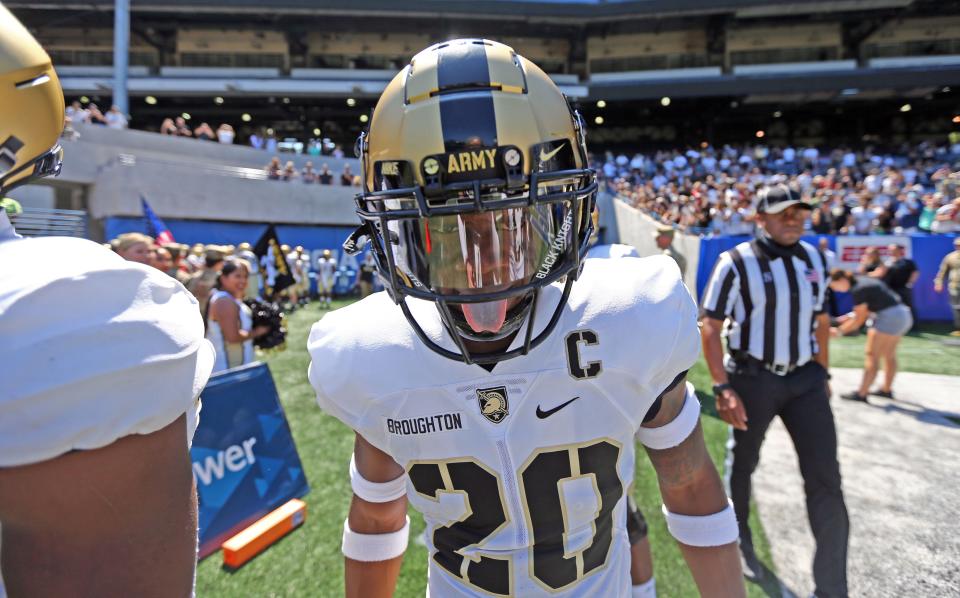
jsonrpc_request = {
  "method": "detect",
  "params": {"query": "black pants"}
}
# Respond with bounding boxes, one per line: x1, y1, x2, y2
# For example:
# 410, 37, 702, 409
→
728, 361, 849, 598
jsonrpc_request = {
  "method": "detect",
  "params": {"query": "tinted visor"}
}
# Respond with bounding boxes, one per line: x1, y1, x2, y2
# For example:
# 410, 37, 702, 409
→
387, 200, 574, 299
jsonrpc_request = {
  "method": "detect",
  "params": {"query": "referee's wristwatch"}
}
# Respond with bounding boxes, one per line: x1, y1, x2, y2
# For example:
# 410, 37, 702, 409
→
712, 382, 732, 396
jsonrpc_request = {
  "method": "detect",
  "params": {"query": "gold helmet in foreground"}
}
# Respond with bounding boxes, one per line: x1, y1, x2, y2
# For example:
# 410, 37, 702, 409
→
351, 38, 597, 365
0, 5, 64, 193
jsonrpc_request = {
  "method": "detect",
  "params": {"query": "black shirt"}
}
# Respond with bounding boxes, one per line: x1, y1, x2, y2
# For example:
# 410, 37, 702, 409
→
851, 276, 901, 312
882, 258, 917, 290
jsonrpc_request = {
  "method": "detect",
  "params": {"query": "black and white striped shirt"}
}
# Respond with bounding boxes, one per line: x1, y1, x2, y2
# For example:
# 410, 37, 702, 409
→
701, 238, 828, 368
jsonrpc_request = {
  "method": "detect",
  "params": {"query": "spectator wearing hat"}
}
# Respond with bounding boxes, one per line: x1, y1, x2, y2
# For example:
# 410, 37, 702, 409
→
653, 225, 686, 277
934, 237, 960, 336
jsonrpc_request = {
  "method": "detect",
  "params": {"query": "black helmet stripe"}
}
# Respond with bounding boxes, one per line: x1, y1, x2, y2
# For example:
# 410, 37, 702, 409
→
436, 41, 498, 153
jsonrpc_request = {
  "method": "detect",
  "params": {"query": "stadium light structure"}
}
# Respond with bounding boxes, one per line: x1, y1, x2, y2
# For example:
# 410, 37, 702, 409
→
113, 0, 130, 116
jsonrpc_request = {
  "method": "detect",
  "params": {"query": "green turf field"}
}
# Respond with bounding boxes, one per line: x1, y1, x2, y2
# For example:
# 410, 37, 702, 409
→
828, 322, 960, 377
197, 302, 956, 597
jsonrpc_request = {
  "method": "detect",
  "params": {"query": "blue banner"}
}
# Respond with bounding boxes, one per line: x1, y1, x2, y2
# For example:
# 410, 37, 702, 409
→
191, 362, 309, 558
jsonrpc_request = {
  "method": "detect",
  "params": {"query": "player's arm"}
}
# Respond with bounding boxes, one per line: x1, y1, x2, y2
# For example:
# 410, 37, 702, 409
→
638, 377, 747, 598
344, 433, 410, 598
701, 315, 748, 430
0, 415, 198, 597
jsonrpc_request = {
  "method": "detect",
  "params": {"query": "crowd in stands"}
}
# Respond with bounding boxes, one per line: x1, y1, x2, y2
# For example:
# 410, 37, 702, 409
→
599, 141, 960, 236
63, 100, 349, 158
263, 157, 359, 185
65, 100, 128, 131
159, 117, 236, 144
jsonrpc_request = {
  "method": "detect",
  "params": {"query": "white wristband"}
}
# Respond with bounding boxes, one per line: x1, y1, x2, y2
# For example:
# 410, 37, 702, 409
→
636, 383, 700, 450
350, 453, 408, 503
661, 500, 739, 547
342, 516, 410, 562
632, 577, 657, 598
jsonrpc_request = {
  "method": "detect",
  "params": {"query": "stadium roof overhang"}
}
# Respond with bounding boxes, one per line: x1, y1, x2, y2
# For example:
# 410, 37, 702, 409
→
5, 0, 914, 22
56, 62, 958, 105
589, 63, 960, 103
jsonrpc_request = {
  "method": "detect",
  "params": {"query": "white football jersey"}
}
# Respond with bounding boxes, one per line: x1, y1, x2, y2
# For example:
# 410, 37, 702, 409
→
308, 256, 699, 597
316, 256, 337, 280
0, 226, 214, 467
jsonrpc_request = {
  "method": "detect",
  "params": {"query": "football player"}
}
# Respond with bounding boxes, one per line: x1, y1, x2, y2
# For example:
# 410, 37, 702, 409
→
308, 39, 745, 597
0, 7, 213, 596
316, 248, 337, 308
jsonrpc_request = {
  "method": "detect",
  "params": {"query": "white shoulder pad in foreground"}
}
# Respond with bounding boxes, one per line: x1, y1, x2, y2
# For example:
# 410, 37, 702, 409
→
567, 255, 702, 409
0, 236, 214, 467
307, 292, 428, 446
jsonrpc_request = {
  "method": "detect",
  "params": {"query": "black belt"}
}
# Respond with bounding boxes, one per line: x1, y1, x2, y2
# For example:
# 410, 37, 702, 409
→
731, 353, 801, 377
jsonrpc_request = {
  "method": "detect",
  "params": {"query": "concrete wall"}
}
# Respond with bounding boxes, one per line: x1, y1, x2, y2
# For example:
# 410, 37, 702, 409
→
49, 124, 365, 231
65, 123, 360, 172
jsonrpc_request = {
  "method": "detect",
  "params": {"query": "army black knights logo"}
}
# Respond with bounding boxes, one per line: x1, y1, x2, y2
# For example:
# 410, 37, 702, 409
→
477, 386, 509, 424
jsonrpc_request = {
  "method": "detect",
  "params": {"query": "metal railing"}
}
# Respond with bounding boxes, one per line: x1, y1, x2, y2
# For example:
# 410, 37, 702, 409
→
15, 208, 87, 239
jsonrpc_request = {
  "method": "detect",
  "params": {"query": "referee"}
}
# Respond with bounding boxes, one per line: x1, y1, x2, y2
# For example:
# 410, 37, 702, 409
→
700, 185, 849, 598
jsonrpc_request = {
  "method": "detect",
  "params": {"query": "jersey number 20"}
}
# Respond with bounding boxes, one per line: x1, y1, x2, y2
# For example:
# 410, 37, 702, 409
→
408, 440, 623, 595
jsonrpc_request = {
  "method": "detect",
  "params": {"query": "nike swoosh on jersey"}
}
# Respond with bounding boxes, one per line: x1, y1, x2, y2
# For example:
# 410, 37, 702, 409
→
539, 143, 566, 164
535, 396, 579, 419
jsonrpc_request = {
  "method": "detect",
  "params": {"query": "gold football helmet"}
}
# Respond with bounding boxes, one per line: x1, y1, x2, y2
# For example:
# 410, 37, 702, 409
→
0, 5, 64, 194
351, 38, 597, 364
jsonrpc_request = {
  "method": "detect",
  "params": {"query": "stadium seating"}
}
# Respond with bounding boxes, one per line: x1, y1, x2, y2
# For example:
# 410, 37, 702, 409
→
48, 124, 362, 230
